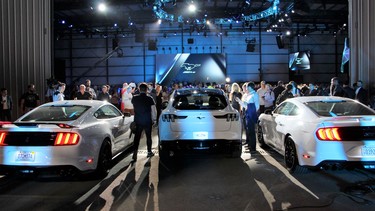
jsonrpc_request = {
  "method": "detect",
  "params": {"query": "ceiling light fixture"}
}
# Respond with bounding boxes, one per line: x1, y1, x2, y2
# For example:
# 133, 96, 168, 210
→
152, 0, 280, 24
98, 3, 107, 12
188, 4, 197, 12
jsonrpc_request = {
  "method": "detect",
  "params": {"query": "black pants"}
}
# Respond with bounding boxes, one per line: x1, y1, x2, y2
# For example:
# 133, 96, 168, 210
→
259, 105, 265, 114
132, 123, 153, 158
0, 109, 11, 121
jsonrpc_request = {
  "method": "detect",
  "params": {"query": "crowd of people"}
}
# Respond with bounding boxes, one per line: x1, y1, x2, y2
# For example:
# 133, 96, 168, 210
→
0, 77, 373, 155
0, 77, 373, 121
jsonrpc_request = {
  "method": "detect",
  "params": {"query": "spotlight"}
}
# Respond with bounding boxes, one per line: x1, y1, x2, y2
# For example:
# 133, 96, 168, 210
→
98, 3, 107, 12
188, 4, 196, 12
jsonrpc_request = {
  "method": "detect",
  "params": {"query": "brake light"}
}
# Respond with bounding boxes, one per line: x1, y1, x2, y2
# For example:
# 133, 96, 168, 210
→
56, 124, 75, 128
316, 127, 342, 141
54, 132, 80, 145
162, 114, 175, 122
226, 113, 239, 122
0, 132, 7, 145
0, 121, 11, 128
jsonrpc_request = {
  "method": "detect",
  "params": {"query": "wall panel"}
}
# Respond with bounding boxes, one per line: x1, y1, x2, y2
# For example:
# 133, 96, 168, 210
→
0, 0, 51, 120
55, 23, 345, 88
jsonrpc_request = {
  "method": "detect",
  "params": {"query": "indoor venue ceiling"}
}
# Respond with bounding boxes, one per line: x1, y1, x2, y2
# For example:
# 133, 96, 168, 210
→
53, 0, 348, 35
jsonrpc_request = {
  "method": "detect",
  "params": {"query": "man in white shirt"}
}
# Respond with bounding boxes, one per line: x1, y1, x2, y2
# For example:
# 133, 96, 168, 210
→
256, 81, 267, 113
53, 83, 66, 102
236, 81, 260, 152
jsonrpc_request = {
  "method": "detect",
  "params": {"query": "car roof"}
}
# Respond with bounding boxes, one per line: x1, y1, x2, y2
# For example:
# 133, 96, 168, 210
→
285, 96, 355, 104
174, 88, 225, 96
41, 100, 112, 109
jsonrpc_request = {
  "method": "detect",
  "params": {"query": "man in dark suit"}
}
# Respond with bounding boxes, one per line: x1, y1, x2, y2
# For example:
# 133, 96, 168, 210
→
330, 77, 346, 97
272, 81, 284, 106
131, 83, 157, 161
304, 83, 318, 96
355, 80, 369, 105
342, 81, 355, 99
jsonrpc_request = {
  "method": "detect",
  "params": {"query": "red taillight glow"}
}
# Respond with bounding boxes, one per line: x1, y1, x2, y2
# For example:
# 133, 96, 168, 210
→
57, 124, 74, 128
316, 127, 342, 141
54, 132, 79, 145
0, 132, 7, 145
162, 114, 175, 122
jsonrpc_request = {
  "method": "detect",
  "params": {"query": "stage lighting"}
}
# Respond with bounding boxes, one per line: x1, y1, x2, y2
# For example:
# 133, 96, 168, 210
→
188, 4, 196, 12
98, 3, 107, 12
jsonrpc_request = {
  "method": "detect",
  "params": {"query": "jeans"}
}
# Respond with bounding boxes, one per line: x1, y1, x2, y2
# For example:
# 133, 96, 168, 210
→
245, 119, 256, 151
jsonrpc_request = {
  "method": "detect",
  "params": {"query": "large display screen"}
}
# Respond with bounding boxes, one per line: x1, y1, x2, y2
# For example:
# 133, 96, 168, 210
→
289, 51, 311, 71
155, 53, 226, 86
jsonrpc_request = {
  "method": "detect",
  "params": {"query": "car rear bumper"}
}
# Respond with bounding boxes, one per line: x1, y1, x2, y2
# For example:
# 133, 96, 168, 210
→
159, 139, 241, 154
297, 140, 375, 167
302, 160, 375, 170
0, 164, 83, 176
0, 146, 98, 172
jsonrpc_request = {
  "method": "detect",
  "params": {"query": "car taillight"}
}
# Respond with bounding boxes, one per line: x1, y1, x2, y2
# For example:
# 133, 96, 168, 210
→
0, 132, 7, 146
0, 121, 11, 128
56, 124, 75, 128
54, 132, 80, 145
226, 113, 239, 122
162, 114, 175, 122
316, 127, 342, 141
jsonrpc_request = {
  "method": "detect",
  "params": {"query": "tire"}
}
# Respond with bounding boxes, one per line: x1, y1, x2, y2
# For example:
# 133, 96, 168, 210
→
231, 143, 242, 158
257, 122, 268, 149
284, 137, 305, 173
158, 143, 169, 159
95, 140, 112, 178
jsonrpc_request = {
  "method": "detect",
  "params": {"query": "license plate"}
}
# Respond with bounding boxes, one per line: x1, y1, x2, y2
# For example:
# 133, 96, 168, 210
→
361, 147, 375, 156
16, 151, 36, 162
193, 132, 208, 139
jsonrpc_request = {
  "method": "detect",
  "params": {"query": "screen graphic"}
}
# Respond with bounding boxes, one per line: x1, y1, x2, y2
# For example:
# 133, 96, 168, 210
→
155, 54, 226, 86
289, 51, 311, 71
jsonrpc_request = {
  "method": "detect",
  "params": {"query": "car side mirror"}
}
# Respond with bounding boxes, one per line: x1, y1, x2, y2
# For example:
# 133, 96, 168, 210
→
123, 112, 131, 117
161, 101, 169, 110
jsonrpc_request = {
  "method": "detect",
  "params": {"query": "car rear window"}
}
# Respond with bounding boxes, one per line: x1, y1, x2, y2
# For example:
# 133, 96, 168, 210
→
305, 100, 375, 117
173, 94, 227, 110
20, 105, 90, 121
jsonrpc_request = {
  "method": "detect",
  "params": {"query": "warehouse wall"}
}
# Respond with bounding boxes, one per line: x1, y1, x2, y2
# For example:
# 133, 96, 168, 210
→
0, 0, 52, 120
55, 24, 346, 89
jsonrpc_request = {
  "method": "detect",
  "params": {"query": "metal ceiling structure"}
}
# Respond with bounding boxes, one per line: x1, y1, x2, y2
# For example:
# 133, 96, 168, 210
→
53, 0, 348, 35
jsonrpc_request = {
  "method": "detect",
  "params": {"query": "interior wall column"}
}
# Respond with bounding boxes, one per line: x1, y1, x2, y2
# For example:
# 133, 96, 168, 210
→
0, 0, 52, 119
349, 0, 375, 95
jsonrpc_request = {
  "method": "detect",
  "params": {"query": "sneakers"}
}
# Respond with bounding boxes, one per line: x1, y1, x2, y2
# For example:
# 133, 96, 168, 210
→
147, 152, 155, 158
